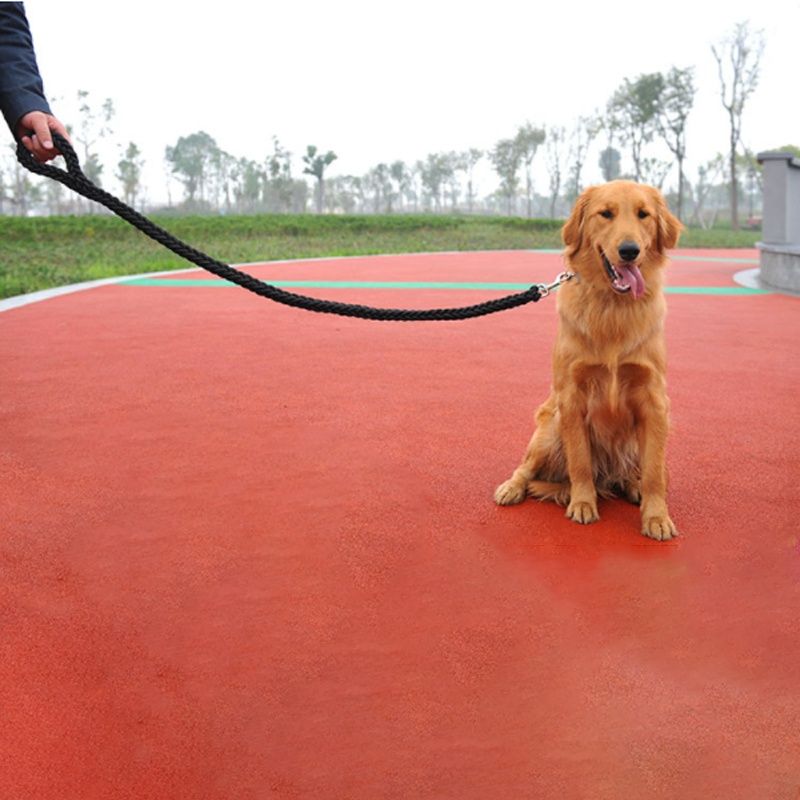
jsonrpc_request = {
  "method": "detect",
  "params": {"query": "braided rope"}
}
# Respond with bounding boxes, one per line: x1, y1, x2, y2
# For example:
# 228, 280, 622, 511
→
17, 133, 545, 321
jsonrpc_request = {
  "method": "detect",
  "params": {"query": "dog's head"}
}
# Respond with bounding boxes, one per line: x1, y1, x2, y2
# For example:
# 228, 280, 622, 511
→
562, 181, 681, 300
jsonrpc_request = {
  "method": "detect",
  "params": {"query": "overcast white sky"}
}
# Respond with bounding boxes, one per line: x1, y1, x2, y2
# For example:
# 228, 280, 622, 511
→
24, 0, 800, 207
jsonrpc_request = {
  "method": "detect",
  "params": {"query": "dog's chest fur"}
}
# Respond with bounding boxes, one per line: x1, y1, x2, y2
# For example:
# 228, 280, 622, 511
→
557, 304, 666, 487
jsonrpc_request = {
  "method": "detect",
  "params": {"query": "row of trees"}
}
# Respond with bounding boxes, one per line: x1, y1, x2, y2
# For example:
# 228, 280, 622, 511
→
0, 21, 774, 228
163, 131, 309, 214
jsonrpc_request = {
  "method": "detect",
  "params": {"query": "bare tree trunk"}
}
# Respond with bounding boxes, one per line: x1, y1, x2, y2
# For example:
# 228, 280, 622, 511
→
632, 139, 642, 182
526, 169, 532, 218
729, 124, 739, 230
711, 23, 765, 230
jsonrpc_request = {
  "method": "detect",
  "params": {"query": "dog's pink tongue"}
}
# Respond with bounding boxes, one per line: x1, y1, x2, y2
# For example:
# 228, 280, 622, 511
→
618, 264, 645, 299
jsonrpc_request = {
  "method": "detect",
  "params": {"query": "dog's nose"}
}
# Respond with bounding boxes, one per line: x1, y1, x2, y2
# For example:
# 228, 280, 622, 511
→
618, 241, 640, 262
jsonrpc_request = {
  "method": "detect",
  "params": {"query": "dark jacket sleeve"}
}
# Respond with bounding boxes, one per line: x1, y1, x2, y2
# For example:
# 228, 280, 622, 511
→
0, 2, 51, 135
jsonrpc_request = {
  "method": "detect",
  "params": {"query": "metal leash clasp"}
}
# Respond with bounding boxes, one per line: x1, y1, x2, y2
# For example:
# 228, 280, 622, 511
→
536, 270, 575, 298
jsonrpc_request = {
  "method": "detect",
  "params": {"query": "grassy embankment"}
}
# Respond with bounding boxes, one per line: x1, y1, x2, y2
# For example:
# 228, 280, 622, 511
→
0, 213, 760, 300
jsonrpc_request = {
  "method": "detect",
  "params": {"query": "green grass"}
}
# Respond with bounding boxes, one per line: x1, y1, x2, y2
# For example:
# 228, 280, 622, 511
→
676, 226, 761, 248
0, 213, 760, 300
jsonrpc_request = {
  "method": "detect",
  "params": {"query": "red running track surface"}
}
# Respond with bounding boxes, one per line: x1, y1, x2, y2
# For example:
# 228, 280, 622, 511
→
1, 250, 799, 799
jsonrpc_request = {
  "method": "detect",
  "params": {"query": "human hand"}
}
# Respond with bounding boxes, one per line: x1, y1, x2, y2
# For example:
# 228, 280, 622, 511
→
16, 111, 70, 163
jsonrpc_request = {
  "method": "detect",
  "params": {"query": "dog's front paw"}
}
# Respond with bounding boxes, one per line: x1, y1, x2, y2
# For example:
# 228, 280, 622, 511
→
642, 514, 678, 541
566, 499, 599, 524
494, 479, 527, 506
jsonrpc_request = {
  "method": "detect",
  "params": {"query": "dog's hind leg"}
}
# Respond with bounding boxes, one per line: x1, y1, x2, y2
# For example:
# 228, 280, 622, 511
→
527, 480, 570, 506
494, 401, 560, 506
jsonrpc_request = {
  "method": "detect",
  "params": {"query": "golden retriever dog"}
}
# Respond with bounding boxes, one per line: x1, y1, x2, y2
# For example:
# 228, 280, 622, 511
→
494, 180, 682, 540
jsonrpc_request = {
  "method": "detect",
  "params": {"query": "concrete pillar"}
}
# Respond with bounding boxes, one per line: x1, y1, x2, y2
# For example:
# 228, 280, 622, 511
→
756, 151, 800, 293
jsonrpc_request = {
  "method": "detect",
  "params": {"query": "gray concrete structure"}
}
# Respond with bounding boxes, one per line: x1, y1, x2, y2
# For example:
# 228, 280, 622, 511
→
756, 151, 800, 293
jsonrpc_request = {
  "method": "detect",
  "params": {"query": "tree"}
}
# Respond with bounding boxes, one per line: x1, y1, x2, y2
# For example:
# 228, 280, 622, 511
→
352, 175, 367, 213
774, 144, 800, 159
689, 154, 725, 229
73, 90, 114, 202
656, 67, 696, 221
419, 153, 450, 212
566, 115, 600, 203
463, 148, 482, 213
363, 162, 393, 213
407, 162, 422, 213
165, 131, 218, 205
515, 123, 546, 217
361, 167, 379, 213
711, 21, 766, 230
302, 145, 337, 213
288, 179, 309, 213
163, 160, 175, 209
607, 73, 664, 182
389, 161, 411, 213
116, 142, 144, 208
1, 150, 35, 214
640, 157, 672, 189
738, 150, 762, 220
234, 158, 264, 213
443, 151, 465, 211
210, 148, 238, 212
544, 126, 567, 218
6, 157, 42, 215
45, 182, 66, 215
264, 137, 294, 212
489, 138, 522, 215
599, 146, 621, 182
264, 142, 309, 212
325, 175, 359, 214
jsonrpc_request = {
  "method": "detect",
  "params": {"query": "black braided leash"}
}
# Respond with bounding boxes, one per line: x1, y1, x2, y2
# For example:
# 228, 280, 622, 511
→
17, 133, 555, 322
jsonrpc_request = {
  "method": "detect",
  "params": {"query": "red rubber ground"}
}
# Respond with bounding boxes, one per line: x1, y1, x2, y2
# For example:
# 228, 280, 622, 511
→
1, 250, 799, 799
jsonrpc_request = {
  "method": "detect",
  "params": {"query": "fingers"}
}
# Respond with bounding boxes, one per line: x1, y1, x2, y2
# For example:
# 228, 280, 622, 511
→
30, 113, 54, 151
22, 133, 51, 163
17, 111, 70, 163
19, 111, 52, 162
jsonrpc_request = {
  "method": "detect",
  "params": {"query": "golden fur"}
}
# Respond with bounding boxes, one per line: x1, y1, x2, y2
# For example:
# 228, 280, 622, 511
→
494, 180, 682, 540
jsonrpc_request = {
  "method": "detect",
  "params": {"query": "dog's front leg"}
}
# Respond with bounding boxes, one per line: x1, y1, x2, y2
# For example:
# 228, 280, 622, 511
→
560, 395, 599, 524
636, 396, 677, 541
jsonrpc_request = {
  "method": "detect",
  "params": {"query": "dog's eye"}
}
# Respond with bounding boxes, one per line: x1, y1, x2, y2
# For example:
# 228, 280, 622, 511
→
599, 210, 613, 219
638, 209, 649, 219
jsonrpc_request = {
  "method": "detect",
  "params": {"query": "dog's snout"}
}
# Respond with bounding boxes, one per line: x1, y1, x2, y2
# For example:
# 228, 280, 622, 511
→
618, 241, 640, 262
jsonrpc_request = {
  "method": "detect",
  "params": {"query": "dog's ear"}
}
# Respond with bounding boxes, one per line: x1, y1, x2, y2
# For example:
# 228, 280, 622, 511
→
562, 187, 595, 258
651, 188, 682, 253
